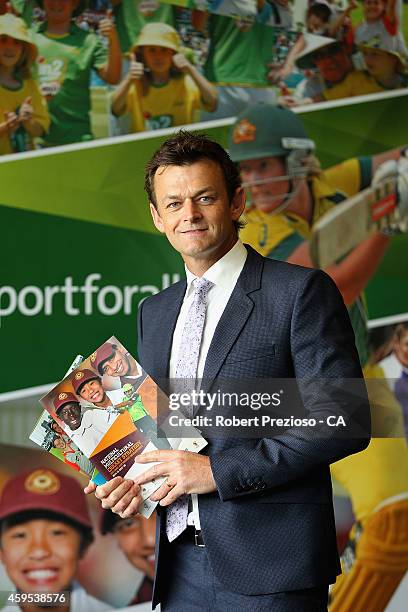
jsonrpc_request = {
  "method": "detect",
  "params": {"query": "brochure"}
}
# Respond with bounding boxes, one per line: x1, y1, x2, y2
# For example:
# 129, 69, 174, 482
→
39, 336, 207, 517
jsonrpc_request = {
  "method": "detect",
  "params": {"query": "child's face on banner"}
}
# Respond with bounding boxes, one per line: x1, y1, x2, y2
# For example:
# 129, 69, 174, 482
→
314, 47, 351, 84
240, 157, 290, 213
0, 35, 23, 69
394, 330, 408, 368
113, 514, 156, 579
363, 0, 385, 22
142, 45, 173, 75
0, 518, 82, 594
43, 0, 76, 23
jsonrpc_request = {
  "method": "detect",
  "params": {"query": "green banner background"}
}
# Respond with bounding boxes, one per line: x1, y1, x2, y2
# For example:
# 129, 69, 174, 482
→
1, 95, 407, 393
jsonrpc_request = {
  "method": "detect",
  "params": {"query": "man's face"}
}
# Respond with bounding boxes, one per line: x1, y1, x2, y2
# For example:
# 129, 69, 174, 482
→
102, 348, 131, 378
150, 160, 245, 264
79, 379, 105, 404
239, 156, 290, 213
57, 403, 81, 430
113, 514, 156, 579
394, 331, 408, 368
0, 519, 82, 594
313, 45, 352, 84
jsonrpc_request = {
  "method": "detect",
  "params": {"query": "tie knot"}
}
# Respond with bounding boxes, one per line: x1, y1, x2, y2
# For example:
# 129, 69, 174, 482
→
193, 277, 213, 300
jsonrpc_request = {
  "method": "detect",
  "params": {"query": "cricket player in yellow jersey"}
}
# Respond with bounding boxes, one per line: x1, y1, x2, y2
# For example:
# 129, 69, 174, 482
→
229, 103, 408, 612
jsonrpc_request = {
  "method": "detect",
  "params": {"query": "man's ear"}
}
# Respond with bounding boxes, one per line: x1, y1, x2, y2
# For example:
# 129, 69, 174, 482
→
150, 203, 165, 234
230, 187, 246, 221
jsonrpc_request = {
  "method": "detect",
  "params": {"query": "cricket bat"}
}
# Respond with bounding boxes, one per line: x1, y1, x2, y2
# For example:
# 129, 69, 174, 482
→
310, 177, 399, 268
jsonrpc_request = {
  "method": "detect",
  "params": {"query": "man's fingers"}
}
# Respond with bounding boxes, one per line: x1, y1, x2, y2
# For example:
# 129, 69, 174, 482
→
22, 96, 32, 105
100, 482, 140, 510
134, 462, 172, 485
135, 449, 179, 463
111, 486, 141, 514
158, 485, 184, 507
119, 494, 143, 519
94, 476, 130, 500
149, 478, 175, 502
84, 481, 97, 495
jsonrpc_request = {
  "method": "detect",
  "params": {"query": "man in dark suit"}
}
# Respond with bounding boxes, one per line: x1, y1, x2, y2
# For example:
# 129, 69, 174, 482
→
85, 130, 371, 611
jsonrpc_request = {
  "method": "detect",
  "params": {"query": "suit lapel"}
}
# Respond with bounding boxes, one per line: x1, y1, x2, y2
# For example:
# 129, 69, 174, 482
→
153, 281, 186, 381
202, 246, 264, 382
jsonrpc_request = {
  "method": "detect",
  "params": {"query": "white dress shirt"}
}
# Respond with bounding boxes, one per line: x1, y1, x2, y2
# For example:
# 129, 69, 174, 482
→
170, 239, 248, 380
169, 239, 248, 529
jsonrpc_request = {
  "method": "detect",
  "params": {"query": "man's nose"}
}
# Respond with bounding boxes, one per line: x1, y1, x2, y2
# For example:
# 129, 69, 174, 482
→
182, 199, 202, 221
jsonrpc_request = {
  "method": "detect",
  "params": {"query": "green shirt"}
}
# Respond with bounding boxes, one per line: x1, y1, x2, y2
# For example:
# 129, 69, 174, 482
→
204, 14, 275, 87
31, 23, 108, 146
114, 0, 176, 54
127, 397, 148, 422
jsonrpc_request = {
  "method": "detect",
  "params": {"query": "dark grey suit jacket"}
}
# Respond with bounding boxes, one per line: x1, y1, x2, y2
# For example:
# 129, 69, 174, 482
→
137, 245, 371, 606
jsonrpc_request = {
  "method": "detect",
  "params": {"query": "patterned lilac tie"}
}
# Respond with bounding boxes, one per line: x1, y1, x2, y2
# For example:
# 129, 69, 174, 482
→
166, 277, 213, 542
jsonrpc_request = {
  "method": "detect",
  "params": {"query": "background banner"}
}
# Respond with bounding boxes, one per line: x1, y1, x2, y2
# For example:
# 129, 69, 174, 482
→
1, 91, 408, 393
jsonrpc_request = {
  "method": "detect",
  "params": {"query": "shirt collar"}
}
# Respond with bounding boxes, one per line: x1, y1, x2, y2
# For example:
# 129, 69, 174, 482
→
185, 239, 247, 295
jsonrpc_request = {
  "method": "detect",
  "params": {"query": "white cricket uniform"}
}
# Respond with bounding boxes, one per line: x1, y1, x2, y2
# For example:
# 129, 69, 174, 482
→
66, 409, 118, 457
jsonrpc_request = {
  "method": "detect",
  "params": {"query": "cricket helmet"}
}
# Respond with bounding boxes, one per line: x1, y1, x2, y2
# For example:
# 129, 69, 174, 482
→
229, 104, 314, 163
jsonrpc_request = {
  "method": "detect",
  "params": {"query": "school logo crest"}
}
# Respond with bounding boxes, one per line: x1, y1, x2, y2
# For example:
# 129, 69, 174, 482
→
25, 469, 60, 495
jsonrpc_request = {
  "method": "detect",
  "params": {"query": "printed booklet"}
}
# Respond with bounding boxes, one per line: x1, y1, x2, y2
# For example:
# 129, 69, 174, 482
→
35, 337, 206, 517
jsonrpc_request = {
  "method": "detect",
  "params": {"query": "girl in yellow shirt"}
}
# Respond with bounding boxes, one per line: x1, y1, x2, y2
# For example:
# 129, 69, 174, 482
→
0, 13, 49, 155
112, 22, 217, 132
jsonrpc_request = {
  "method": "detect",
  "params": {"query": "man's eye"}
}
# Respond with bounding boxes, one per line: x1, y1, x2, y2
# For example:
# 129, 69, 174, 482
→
167, 202, 181, 209
199, 196, 213, 203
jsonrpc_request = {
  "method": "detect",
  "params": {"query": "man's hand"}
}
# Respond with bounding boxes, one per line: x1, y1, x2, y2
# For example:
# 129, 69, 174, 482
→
134, 450, 217, 506
84, 476, 142, 518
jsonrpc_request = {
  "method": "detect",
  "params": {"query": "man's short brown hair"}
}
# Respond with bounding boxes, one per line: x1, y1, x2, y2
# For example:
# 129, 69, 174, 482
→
144, 130, 245, 232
